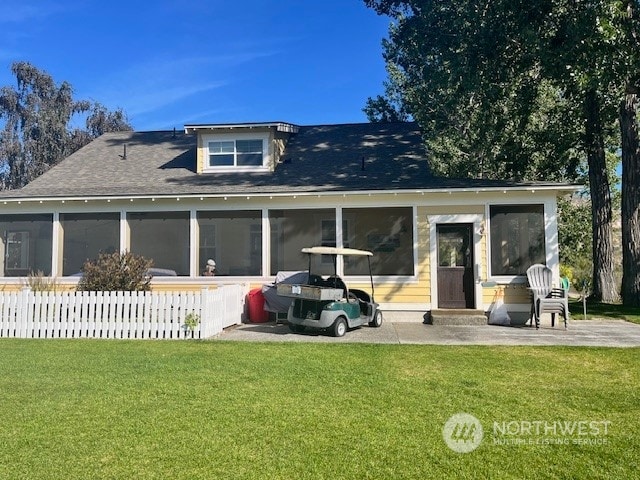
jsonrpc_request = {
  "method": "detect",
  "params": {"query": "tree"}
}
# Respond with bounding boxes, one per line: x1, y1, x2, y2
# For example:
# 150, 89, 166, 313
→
617, 0, 640, 307
557, 196, 594, 291
0, 61, 132, 189
619, 90, 640, 306
364, 0, 628, 302
543, 0, 621, 303
363, 94, 409, 122
364, 1, 585, 181
68, 102, 133, 153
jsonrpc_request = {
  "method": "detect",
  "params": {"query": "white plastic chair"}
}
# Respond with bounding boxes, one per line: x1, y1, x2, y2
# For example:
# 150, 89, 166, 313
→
526, 264, 569, 329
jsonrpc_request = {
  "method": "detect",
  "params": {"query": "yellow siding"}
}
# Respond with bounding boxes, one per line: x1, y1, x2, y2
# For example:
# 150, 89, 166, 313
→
150, 282, 217, 293
482, 285, 530, 305
423, 205, 485, 215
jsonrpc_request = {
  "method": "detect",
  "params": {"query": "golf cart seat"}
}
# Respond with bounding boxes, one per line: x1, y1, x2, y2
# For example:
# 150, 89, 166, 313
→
349, 289, 373, 316
325, 275, 347, 296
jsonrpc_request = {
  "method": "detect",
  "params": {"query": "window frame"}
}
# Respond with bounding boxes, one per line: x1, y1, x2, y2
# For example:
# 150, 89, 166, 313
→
203, 132, 269, 173
488, 203, 546, 279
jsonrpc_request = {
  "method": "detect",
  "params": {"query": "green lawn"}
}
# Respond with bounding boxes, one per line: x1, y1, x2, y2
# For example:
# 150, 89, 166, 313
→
569, 300, 640, 324
1, 340, 638, 479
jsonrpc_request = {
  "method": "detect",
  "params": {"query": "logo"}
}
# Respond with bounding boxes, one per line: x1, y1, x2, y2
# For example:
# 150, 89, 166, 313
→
443, 413, 483, 453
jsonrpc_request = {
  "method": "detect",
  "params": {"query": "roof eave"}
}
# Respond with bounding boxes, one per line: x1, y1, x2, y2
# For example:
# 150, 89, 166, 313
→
184, 122, 299, 134
0, 184, 583, 205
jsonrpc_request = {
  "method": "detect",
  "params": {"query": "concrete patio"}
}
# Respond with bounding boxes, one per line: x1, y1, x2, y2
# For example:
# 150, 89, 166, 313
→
215, 318, 640, 347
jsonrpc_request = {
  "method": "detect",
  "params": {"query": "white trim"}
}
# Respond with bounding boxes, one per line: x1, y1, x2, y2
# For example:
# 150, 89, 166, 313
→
301, 246, 373, 256
119, 210, 128, 254
189, 209, 198, 277
0, 184, 581, 205
261, 208, 269, 278
412, 205, 418, 277
428, 214, 484, 310
335, 207, 344, 275
51, 212, 60, 277
184, 122, 298, 133
544, 198, 561, 283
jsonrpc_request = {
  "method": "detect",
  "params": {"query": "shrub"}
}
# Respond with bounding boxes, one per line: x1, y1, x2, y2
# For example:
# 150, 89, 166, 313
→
77, 251, 153, 291
183, 312, 200, 332
24, 270, 59, 292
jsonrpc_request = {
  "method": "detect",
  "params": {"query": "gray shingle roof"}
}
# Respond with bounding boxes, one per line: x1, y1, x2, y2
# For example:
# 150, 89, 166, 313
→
2, 122, 564, 199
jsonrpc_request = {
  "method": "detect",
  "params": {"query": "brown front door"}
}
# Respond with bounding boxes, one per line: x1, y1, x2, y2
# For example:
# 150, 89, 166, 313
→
437, 224, 474, 309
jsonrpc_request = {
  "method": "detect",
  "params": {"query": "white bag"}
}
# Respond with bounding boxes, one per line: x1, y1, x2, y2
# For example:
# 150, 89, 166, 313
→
488, 294, 511, 326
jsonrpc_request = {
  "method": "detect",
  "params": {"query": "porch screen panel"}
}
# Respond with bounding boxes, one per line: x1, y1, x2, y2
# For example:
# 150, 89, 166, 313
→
61, 213, 120, 276
0, 214, 53, 277
490, 205, 545, 276
269, 209, 335, 276
343, 207, 414, 276
129, 212, 190, 276
197, 210, 262, 276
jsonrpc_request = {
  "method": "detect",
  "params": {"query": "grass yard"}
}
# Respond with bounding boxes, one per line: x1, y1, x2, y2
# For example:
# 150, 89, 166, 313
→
569, 300, 640, 324
1, 340, 638, 479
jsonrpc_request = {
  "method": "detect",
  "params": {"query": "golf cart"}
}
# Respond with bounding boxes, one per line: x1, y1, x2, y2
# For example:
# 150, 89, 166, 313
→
277, 246, 383, 337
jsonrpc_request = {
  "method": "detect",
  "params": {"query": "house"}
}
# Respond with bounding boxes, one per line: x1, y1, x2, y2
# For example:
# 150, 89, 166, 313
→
0, 121, 577, 322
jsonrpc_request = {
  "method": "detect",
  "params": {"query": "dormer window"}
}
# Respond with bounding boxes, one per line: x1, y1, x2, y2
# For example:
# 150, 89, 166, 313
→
208, 139, 263, 167
186, 122, 299, 174
203, 133, 269, 172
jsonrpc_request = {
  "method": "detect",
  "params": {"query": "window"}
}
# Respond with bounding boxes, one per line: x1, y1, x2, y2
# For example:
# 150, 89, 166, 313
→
197, 211, 262, 276
207, 138, 265, 168
321, 219, 349, 265
61, 213, 120, 276
0, 214, 53, 276
490, 205, 545, 276
128, 212, 190, 276
269, 209, 335, 275
343, 207, 414, 276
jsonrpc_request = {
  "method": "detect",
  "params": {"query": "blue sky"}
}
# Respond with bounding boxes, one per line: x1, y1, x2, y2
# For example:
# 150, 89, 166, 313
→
0, 1, 391, 131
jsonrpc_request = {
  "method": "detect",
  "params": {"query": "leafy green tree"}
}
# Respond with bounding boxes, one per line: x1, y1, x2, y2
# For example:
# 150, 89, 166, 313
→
365, 1, 581, 181
0, 61, 132, 189
363, 94, 409, 122
557, 196, 593, 289
364, 0, 633, 302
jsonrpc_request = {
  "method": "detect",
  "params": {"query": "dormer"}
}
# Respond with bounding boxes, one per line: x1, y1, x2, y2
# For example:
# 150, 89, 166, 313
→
185, 122, 299, 174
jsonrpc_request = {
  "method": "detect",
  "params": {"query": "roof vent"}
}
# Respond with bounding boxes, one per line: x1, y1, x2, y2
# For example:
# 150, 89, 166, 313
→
119, 144, 127, 160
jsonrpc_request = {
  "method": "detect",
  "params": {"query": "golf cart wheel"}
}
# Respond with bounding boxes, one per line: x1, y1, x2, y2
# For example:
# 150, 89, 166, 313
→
332, 317, 348, 337
369, 310, 383, 328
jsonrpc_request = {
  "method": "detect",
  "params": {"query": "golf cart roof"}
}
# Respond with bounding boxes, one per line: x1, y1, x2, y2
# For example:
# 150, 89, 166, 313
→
301, 246, 373, 257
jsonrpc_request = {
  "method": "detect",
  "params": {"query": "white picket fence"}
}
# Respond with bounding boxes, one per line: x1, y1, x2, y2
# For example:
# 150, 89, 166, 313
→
0, 285, 248, 340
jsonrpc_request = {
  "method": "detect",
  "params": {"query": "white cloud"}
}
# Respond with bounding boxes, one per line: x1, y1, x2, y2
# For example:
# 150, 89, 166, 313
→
85, 50, 276, 117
